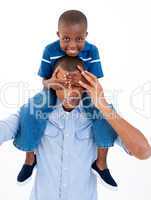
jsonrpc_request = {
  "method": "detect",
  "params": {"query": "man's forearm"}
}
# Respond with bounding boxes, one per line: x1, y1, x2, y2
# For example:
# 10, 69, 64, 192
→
77, 68, 151, 159
98, 100, 151, 160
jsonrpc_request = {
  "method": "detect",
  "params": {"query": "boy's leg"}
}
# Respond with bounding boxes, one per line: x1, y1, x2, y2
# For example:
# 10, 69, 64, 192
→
92, 147, 118, 190
25, 152, 35, 165
91, 109, 118, 190
83, 100, 118, 189
96, 148, 108, 170
17, 152, 37, 183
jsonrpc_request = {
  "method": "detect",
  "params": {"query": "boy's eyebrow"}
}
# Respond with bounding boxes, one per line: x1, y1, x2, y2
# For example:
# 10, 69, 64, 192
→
59, 32, 86, 36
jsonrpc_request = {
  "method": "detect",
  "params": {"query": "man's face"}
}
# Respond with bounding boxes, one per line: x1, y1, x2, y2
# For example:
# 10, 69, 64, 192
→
54, 66, 85, 109
57, 23, 88, 57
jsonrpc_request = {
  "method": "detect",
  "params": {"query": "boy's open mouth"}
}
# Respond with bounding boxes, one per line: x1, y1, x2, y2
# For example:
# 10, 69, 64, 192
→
66, 49, 79, 56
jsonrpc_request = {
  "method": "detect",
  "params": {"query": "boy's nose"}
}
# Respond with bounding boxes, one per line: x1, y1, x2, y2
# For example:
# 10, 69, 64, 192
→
68, 41, 77, 49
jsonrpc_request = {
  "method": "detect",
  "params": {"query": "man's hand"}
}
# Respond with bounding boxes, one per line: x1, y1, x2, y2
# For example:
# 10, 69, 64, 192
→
42, 68, 74, 90
77, 65, 107, 109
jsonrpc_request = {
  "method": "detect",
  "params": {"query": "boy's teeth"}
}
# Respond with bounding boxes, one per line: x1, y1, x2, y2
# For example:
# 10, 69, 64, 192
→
68, 50, 77, 53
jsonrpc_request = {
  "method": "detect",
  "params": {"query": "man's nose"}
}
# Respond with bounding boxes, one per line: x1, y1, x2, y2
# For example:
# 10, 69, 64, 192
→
67, 88, 81, 97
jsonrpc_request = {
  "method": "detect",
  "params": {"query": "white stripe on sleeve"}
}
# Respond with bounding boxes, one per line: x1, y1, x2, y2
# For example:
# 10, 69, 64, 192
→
42, 59, 51, 64
80, 57, 92, 61
89, 59, 100, 63
50, 55, 63, 60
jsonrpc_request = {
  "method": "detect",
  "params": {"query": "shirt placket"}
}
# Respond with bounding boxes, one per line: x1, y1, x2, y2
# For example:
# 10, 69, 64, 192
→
59, 112, 72, 200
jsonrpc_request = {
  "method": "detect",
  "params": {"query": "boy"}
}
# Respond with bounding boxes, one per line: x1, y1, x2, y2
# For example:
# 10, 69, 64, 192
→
17, 10, 118, 189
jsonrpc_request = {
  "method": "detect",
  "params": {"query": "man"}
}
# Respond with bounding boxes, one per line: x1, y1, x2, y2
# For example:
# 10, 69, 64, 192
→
0, 56, 151, 200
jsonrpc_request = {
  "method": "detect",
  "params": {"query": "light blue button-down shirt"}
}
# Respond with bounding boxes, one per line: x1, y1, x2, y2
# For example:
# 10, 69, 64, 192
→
0, 101, 98, 200
0, 101, 127, 200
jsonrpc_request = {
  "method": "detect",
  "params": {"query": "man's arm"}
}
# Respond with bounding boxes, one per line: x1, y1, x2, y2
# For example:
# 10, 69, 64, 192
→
0, 112, 19, 144
98, 102, 151, 159
78, 69, 151, 160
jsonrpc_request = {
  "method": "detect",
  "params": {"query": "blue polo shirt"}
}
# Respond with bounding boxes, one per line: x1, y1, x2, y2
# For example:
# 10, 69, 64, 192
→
38, 40, 104, 79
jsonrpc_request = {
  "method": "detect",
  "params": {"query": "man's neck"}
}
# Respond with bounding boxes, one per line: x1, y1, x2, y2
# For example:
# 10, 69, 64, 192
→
57, 98, 79, 112
62, 105, 75, 112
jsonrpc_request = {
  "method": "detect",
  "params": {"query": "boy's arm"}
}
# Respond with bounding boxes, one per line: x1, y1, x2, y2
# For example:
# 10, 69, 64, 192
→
88, 45, 104, 78
0, 112, 20, 144
42, 78, 49, 89
38, 45, 53, 79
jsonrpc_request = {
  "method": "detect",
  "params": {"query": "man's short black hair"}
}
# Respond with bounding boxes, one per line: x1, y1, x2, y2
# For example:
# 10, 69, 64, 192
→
54, 56, 84, 72
58, 10, 88, 30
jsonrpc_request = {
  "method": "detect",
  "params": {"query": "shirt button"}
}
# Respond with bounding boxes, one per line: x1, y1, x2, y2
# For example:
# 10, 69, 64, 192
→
63, 183, 67, 187
59, 125, 64, 129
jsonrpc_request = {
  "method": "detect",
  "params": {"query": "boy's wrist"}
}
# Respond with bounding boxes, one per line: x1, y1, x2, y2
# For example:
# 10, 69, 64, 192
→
43, 79, 50, 89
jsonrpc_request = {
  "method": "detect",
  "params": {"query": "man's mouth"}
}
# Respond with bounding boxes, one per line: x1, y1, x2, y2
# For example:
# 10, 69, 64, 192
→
64, 96, 80, 106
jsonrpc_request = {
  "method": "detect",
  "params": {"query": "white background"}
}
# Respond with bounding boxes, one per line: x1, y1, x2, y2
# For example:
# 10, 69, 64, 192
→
0, 0, 151, 199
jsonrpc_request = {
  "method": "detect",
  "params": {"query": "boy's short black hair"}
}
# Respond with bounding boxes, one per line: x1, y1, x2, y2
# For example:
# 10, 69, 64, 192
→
58, 10, 88, 30
54, 56, 84, 72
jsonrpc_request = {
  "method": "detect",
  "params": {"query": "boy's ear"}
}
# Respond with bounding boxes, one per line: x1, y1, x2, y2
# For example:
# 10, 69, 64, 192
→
85, 32, 88, 37
57, 31, 60, 37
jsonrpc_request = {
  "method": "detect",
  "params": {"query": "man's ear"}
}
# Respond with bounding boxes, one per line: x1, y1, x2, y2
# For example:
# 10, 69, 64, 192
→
57, 31, 60, 38
85, 32, 88, 37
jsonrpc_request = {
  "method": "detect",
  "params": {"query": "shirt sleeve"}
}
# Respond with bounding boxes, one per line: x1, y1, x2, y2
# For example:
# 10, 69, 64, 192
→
0, 112, 20, 144
88, 45, 104, 78
38, 46, 53, 79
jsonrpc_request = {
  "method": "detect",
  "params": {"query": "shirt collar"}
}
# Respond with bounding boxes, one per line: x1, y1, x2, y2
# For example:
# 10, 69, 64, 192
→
48, 98, 84, 130
53, 98, 84, 114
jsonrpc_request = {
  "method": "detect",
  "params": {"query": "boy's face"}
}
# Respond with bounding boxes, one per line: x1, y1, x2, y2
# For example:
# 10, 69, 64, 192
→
57, 23, 88, 57
54, 66, 85, 109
